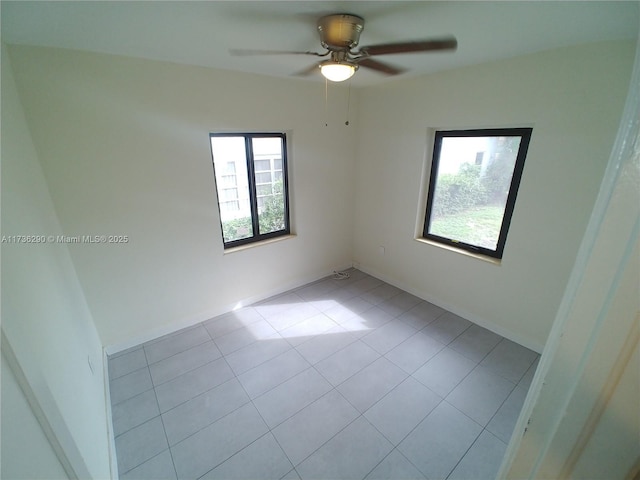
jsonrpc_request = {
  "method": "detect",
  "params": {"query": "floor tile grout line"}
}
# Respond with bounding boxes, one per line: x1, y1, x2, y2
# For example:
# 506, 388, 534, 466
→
364, 391, 441, 447
156, 348, 256, 448
111, 406, 162, 440
114, 386, 171, 476
476, 337, 538, 385
441, 398, 493, 431
107, 349, 147, 380
158, 375, 249, 418
442, 424, 510, 480
281, 398, 368, 470
223, 336, 294, 377
214, 330, 283, 357
439, 359, 518, 425
481, 379, 520, 437
109, 371, 155, 408
443, 426, 486, 480
247, 366, 331, 430
448, 333, 508, 371
248, 376, 368, 471
163, 385, 252, 449
393, 447, 430, 480
361, 446, 410, 480
232, 346, 302, 402
268, 423, 302, 474
118, 341, 341, 447
310, 340, 382, 389
107, 345, 143, 360
152, 384, 179, 480
264, 314, 330, 340
382, 337, 447, 376
265, 428, 297, 477
233, 353, 313, 399
480, 426, 510, 446
201, 308, 269, 343
368, 392, 447, 462
233, 357, 329, 472
194, 430, 288, 480
144, 335, 213, 367
149, 353, 226, 389
116, 448, 170, 479
114, 327, 243, 385
292, 330, 360, 366
108, 270, 535, 479
108, 361, 149, 383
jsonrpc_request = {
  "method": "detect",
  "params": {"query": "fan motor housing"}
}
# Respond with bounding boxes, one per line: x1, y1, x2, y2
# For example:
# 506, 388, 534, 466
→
317, 14, 365, 50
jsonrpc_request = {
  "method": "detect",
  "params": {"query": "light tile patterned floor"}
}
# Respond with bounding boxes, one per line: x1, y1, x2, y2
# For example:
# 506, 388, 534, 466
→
108, 269, 539, 480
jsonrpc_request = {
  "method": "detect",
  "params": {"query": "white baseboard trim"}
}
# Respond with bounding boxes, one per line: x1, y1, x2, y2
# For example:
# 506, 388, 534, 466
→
105, 260, 543, 356
102, 349, 119, 479
105, 263, 353, 356
354, 262, 545, 354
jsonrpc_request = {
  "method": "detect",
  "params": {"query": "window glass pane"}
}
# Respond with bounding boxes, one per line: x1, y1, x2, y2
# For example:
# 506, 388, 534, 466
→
255, 172, 272, 184
428, 135, 522, 250
222, 200, 240, 212
254, 159, 270, 172
256, 184, 272, 196
211, 136, 253, 243
219, 174, 236, 188
252, 137, 286, 235
220, 188, 238, 201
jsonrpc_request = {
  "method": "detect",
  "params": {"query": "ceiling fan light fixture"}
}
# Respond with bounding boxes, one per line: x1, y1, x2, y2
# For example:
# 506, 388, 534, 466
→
320, 62, 357, 82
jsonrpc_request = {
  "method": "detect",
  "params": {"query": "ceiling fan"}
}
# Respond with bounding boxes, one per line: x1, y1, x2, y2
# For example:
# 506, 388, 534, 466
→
230, 13, 457, 82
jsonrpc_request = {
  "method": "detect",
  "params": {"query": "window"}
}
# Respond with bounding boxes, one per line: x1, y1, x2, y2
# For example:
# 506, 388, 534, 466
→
423, 128, 532, 259
210, 133, 290, 248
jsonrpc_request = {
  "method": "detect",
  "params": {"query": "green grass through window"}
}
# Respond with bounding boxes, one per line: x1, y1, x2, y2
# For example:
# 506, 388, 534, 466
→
430, 205, 504, 250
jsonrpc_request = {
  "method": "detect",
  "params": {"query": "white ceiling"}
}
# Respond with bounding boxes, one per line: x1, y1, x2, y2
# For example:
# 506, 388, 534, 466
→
2, 1, 638, 86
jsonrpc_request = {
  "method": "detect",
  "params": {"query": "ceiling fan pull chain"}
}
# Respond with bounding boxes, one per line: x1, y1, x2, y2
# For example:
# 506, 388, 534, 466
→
345, 79, 352, 126
325, 77, 329, 127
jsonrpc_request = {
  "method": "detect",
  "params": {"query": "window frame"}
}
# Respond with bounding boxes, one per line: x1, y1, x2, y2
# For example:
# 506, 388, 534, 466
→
422, 127, 533, 259
210, 132, 290, 249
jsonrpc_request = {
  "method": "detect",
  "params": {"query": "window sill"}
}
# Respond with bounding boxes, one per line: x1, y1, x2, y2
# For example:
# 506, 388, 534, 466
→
223, 234, 296, 254
414, 237, 502, 265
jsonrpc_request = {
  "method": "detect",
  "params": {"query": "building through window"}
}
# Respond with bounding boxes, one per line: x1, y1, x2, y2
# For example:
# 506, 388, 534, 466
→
210, 133, 289, 248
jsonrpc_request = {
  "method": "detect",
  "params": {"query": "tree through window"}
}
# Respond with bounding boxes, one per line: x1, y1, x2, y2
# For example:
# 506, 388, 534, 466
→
423, 128, 532, 259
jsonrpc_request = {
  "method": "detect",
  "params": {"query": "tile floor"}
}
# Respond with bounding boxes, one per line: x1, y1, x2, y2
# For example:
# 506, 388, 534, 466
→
108, 269, 539, 480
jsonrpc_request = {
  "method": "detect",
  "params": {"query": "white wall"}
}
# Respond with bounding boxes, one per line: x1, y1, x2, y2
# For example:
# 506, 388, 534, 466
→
352, 40, 635, 350
6, 40, 634, 354
8, 45, 357, 348
502, 38, 639, 476
1, 45, 111, 478
1, 351, 69, 480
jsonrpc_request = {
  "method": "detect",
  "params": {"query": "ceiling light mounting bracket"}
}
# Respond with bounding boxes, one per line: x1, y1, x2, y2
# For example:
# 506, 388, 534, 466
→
317, 14, 365, 51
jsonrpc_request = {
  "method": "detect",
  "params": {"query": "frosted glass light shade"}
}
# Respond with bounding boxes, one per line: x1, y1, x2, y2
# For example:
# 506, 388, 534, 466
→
320, 63, 356, 82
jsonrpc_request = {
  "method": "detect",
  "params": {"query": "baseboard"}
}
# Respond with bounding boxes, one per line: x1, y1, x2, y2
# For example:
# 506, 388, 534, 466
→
354, 262, 545, 354
102, 349, 119, 479
105, 262, 354, 355
105, 259, 542, 356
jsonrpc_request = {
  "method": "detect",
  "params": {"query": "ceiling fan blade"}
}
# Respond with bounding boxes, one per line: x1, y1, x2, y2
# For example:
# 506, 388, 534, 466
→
229, 48, 328, 57
294, 63, 321, 77
356, 58, 405, 76
359, 37, 457, 56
